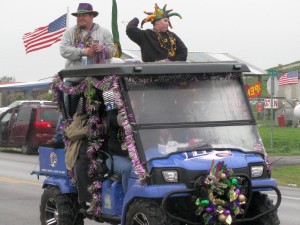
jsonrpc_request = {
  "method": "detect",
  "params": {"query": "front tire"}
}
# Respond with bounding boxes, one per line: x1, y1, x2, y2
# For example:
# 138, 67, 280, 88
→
40, 186, 84, 225
247, 192, 280, 225
125, 199, 173, 225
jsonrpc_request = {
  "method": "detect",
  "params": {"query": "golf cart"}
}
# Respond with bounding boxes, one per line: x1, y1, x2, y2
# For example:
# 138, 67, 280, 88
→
33, 61, 281, 225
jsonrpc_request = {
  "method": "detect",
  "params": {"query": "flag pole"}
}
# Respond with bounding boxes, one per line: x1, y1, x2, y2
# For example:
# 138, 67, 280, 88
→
66, 7, 70, 28
112, 0, 122, 57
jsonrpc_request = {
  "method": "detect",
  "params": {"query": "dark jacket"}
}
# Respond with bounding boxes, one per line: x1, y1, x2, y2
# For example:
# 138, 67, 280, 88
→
105, 109, 128, 157
126, 18, 188, 62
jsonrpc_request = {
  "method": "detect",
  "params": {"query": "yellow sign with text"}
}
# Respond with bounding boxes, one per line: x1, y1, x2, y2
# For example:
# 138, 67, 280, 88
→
247, 81, 262, 98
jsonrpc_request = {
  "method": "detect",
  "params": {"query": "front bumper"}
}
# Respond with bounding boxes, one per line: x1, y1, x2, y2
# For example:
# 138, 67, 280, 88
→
161, 175, 281, 225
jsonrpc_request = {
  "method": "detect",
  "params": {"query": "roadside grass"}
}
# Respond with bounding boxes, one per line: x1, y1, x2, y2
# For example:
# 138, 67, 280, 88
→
0, 147, 22, 153
272, 165, 300, 188
258, 126, 300, 155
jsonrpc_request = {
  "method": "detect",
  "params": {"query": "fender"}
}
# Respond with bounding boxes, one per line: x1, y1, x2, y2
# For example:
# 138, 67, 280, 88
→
43, 177, 77, 194
120, 183, 187, 225
252, 178, 278, 191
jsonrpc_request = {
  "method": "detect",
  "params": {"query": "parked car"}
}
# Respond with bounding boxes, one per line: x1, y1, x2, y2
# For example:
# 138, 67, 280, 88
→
0, 100, 56, 115
0, 104, 58, 154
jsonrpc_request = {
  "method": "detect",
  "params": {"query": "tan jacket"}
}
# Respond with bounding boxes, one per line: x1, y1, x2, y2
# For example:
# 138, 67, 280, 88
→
64, 113, 88, 170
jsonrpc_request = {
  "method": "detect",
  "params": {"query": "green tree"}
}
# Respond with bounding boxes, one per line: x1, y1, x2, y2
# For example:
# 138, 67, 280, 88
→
36, 91, 54, 101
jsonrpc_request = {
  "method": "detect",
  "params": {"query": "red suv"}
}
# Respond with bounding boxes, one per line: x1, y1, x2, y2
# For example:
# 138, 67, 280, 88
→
0, 105, 58, 154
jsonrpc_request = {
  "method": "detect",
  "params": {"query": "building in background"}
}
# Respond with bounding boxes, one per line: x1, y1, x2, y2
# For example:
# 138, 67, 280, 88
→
267, 62, 300, 126
0, 81, 51, 107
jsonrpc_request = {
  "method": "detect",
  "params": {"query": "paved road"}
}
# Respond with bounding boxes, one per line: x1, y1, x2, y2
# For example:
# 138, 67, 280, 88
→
269, 155, 300, 168
0, 151, 299, 225
268, 186, 300, 225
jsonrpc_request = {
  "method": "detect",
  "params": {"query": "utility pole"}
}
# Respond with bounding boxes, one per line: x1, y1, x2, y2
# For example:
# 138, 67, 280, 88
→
267, 70, 277, 151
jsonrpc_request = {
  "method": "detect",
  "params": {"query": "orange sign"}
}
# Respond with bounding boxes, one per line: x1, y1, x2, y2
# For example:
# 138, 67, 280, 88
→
247, 81, 262, 98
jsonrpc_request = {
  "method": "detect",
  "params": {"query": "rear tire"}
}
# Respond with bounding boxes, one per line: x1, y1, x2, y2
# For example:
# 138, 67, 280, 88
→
125, 199, 174, 225
247, 192, 280, 225
40, 186, 84, 225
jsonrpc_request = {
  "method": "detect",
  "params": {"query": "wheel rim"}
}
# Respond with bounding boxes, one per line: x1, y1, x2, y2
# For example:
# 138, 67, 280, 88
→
44, 198, 58, 225
132, 212, 149, 225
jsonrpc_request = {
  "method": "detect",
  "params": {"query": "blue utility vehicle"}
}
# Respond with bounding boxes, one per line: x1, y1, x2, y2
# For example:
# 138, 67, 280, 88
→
33, 62, 281, 225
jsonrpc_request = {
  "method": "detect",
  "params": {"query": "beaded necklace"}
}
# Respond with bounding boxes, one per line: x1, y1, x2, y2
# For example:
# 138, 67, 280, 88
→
155, 31, 177, 58
74, 23, 95, 48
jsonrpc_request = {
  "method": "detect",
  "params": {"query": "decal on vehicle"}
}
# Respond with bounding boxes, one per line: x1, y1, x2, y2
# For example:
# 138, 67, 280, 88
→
254, 143, 264, 151
104, 194, 112, 209
49, 152, 57, 167
184, 150, 232, 160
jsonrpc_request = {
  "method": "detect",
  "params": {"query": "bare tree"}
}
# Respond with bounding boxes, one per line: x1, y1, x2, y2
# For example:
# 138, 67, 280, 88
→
0, 76, 16, 82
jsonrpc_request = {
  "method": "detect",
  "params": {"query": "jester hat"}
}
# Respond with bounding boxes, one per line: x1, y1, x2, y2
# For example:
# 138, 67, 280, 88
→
141, 3, 182, 28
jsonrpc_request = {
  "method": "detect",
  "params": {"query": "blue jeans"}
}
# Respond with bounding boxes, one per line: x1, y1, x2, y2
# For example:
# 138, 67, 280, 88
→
106, 155, 132, 194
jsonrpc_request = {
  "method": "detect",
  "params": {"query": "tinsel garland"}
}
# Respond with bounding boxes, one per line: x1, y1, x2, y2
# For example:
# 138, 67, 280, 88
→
125, 73, 240, 86
85, 97, 105, 216
194, 160, 246, 225
264, 156, 272, 173
51, 75, 115, 216
51, 74, 148, 216
111, 78, 148, 183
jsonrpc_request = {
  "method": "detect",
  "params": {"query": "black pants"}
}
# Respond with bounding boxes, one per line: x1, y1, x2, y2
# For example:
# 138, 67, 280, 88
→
73, 139, 91, 204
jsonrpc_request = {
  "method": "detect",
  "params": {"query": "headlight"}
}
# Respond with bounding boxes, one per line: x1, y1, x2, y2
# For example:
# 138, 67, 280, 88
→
251, 165, 264, 178
162, 170, 178, 182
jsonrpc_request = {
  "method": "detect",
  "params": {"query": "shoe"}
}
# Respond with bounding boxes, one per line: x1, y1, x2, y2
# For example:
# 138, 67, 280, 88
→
44, 139, 64, 148
79, 202, 88, 214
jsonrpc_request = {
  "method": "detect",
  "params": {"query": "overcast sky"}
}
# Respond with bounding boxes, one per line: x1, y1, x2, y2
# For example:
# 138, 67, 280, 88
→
2, 0, 300, 82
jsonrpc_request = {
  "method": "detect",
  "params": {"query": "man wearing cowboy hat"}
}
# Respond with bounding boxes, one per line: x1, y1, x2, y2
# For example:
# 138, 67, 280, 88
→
126, 3, 187, 62
60, 3, 116, 75
58, 3, 117, 213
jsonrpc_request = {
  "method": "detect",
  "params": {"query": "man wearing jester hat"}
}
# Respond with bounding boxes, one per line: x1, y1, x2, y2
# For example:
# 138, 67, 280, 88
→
126, 3, 188, 62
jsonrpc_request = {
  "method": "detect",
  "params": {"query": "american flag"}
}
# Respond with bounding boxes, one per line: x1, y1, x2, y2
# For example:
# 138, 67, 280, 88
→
23, 14, 67, 54
278, 70, 299, 86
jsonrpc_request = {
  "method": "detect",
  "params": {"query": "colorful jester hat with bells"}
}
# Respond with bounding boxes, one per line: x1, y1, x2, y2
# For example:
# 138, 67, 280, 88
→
141, 3, 182, 29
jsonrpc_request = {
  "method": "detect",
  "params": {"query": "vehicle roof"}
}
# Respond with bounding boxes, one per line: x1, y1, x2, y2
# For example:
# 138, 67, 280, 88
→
14, 100, 53, 102
59, 62, 250, 78
15, 105, 57, 109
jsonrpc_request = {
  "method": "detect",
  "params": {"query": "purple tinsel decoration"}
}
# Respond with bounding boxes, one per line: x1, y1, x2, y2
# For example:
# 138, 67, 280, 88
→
51, 74, 151, 215
93, 180, 102, 190
112, 77, 148, 183
124, 73, 240, 87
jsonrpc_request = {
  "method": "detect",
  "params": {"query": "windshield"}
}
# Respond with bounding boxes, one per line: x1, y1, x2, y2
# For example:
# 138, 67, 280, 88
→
126, 75, 251, 124
8, 101, 21, 108
125, 74, 263, 161
140, 125, 265, 160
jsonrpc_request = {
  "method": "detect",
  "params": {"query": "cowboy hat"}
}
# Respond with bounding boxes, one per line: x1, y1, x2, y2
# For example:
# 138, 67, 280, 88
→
71, 3, 99, 17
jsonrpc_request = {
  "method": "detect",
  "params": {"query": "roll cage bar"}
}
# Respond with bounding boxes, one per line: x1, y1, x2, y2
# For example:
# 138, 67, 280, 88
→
58, 62, 250, 78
